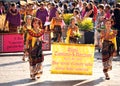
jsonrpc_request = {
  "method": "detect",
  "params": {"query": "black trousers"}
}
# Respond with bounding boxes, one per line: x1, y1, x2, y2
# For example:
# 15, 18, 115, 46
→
116, 36, 120, 55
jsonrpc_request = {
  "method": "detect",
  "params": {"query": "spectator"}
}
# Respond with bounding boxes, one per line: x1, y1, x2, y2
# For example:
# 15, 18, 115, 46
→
63, 3, 69, 14
104, 5, 111, 19
22, 15, 32, 61
4, 2, 21, 33
97, 4, 105, 28
49, 3, 57, 21
0, 1, 5, 15
72, 9, 81, 24
65, 17, 79, 43
113, 3, 120, 56
36, 2, 49, 29
84, 2, 94, 18
69, 2, 76, 13
90, 0, 98, 23
50, 10, 65, 42
80, 1, 87, 19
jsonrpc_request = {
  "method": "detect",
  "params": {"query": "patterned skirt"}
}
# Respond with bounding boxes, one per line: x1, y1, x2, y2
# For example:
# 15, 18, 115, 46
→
9, 23, 17, 33
29, 62, 43, 80
52, 25, 62, 42
28, 41, 44, 79
69, 36, 78, 43
102, 40, 115, 72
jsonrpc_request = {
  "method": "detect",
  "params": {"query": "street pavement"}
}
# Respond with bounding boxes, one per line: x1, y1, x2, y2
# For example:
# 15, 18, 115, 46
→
0, 51, 120, 86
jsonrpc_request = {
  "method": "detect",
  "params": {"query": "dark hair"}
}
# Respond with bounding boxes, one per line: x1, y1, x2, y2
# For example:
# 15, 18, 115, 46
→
11, 2, 16, 7
72, 2, 76, 7
90, 0, 94, 3
31, 17, 42, 29
51, 3, 55, 7
39, 2, 44, 6
104, 19, 112, 24
88, 2, 93, 10
56, 10, 62, 14
83, 2, 87, 7
74, 10, 79, 15
63, 3, 68, 9
59, 3, 62, 7
105, 5, 111, 10
98, 4, 104, 10
116, 3, 120, 8
70, 17, 75, 24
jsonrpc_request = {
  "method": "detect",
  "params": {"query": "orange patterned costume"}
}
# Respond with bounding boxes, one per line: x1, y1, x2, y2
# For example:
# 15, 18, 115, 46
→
66, 25, 79, 43
50, 17, 64, 42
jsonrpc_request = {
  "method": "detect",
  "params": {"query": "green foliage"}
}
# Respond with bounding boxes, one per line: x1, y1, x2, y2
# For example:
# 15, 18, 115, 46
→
97, 26, 105, 32
117, 0, 120, 2
73, 31, 81, 38
78, 18, 94, 31
62, 14, 73, 25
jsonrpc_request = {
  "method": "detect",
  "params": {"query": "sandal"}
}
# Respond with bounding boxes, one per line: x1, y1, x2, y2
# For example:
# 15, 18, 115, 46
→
106, 77, 110, 80
104, 72, 110, 80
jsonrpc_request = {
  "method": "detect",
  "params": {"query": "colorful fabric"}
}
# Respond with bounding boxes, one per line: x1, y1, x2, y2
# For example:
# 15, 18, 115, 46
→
65, 25, 79, 43
30, 63, 43, 79
102, 40, 115, 72
52, 25, 62, 42
50, 17, 64, 42
26, 28, 44, 79
6, 9, 21, 27
49, 7, 57, 21
36, 8, 48, 24
50, 17, 63, 30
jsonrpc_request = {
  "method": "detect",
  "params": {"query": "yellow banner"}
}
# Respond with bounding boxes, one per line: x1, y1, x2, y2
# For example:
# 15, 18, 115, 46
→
51, 43, 95, 75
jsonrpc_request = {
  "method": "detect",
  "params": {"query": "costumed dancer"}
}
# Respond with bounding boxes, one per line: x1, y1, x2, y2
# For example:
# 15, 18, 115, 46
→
3, 2, 21, 33
50, 10, 65, 42
65, 18, 80, 43
22, 15, 32, 61
25, 17, 45, 80
100, 19, 117, 80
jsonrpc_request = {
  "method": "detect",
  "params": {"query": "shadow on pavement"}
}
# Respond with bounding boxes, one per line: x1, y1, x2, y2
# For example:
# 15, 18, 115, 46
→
0, 78, 34, 86
27, 77, 104, 86
73, 77, 104, 86
0, 52, 51, 57
27, 80, 86, 86
0, 61, 24, 67
43, 64, 51, 67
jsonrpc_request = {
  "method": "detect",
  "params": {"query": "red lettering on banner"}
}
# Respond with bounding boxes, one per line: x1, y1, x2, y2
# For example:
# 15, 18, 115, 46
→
52, 61, 59, 65
56, 67, 65, 70
68, 48, 78, 52
54, 51, 92, 57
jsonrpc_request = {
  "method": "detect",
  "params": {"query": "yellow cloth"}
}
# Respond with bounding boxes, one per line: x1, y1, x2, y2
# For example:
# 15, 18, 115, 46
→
26, 29, 42, 48
65, 29, 71, 43
109, 31, 117, 50
26, 31, 37, 48
65, 25, 79, 43
50, 17, 63, 30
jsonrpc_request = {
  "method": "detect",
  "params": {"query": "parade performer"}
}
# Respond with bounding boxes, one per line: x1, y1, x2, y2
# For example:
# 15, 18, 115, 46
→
100, 19, 117, 80
4, 3, 21, 33
50, 10, 65, 42
49, 3, 57, 21
65, 18, 80, 43
36, 2, 48, 29
22, 15, 32, 61
3, 2, 21, 33
19, 4, 26, 22
25, 17, 45, 80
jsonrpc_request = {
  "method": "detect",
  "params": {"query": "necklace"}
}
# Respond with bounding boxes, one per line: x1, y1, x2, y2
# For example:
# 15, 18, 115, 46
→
9, 9, 18, 16
28, 29, 44, 37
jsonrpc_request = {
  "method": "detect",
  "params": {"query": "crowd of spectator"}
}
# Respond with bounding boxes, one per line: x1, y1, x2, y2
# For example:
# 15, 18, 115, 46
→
0, 0, 120, 55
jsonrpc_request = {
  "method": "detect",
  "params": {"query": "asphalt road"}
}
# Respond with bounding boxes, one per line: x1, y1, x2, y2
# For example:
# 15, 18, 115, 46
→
0, 51, 120, 86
